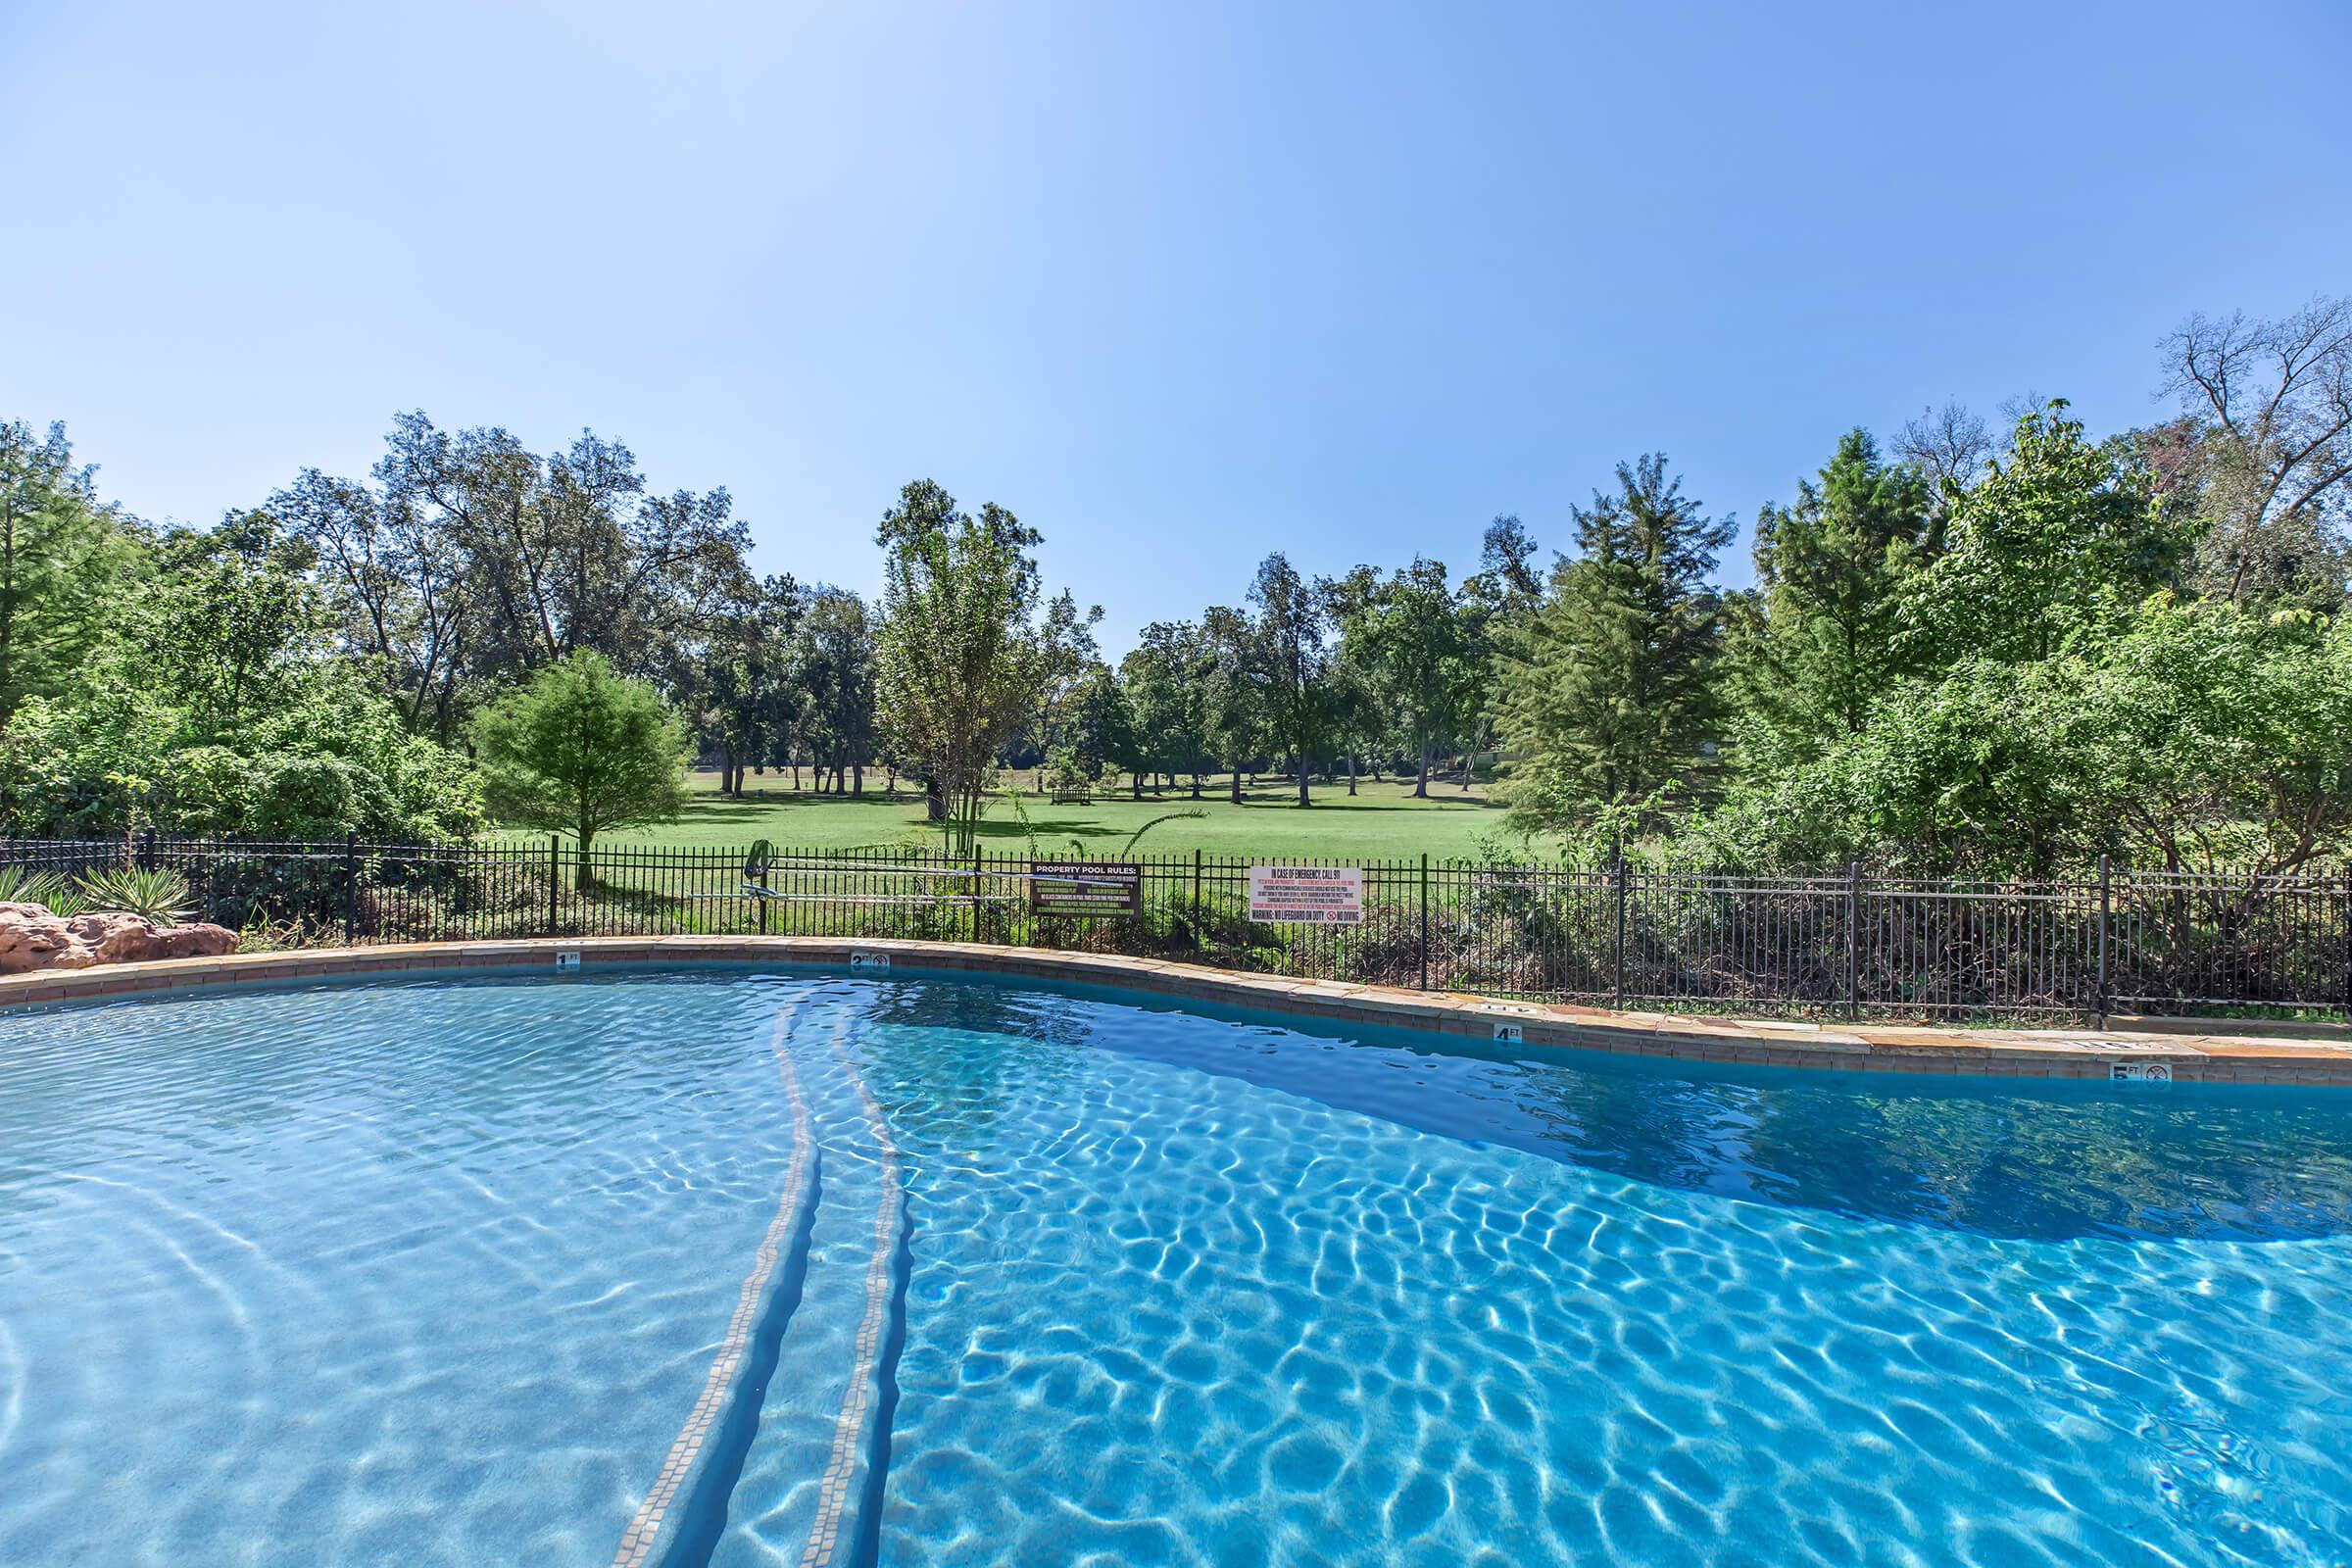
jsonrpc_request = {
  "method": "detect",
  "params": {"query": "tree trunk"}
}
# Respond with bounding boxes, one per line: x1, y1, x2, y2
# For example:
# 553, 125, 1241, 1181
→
1131, 770, 1143, 800
853, 763, 864, 796
1415, 745, 1430, 798
1297, 763, 1309, 808
1229, 768, 1243, 805
1347, 752, 1357, 796
926, 777, 948, 821
0, 518, 17, 704
574, 825, 596, 891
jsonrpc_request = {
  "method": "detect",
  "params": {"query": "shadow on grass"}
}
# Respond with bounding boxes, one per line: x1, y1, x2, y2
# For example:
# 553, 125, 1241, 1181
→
1118, 789, 1503, 813
570, 877, 692, 919
679, 792, 916, 821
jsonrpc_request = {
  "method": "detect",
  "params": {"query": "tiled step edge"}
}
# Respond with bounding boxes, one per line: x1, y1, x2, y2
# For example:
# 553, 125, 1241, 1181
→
610, 1008, 825, 1568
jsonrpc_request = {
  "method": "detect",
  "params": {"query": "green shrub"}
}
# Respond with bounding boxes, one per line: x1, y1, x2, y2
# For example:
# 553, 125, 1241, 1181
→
76, 866, 197, 925
0, 864, 85, 915
251, 755, 400, 840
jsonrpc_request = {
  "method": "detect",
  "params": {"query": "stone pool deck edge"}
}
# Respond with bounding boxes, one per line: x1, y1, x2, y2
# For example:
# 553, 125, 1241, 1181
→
3, 936, 2348, 1088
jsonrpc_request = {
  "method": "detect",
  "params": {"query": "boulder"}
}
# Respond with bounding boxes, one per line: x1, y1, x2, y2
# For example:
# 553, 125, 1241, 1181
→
0, 902, 78, 973
0, 902, 239, 976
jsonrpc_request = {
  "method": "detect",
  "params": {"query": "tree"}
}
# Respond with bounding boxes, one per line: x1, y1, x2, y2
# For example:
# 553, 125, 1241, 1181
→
1903, 402, 2193, 665
2083, 597, 2352, 877
872, 479, 1061, 853
144, 512, 332, 739
678, 567, 797, 797
2158, 297, 2352, 607
1733, 430, 1936, 763
1200, 605, 1265, 805
472, 651, 691, 887
1895, 400, 1994, 538
270, 463, 468, 735
363, 413, 540, 717
1248, 553, 1333, 807
1468, 514, 1544, 617
283, 411, 756, 737
0, 507, 477, 842
1493, 455, 1734, 837
1071, 666, 1144, 796
1355, 557, 1473, 796
0, 419, 139, 721
1456, 515, 1544, 777
796, 586, 879, 794
473, 426, 749, 676
1120, 620, 1213, 798
1686, 596, 2352, 879
1321, 564, 1384, 796
1016, 589, 1106, 775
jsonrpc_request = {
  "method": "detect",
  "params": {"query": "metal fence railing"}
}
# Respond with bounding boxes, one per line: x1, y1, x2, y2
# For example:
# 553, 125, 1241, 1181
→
6, 836, 2346, 1024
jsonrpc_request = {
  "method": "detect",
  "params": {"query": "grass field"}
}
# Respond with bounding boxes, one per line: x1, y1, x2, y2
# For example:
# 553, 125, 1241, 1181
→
580, 771, 1516, 860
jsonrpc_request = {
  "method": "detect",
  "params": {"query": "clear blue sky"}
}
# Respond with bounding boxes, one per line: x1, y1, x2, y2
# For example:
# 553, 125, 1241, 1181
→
6, 1, 2347, 651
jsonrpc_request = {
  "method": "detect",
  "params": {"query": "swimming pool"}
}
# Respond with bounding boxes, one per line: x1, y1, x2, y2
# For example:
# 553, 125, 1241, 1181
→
3, 966, 2347, 1566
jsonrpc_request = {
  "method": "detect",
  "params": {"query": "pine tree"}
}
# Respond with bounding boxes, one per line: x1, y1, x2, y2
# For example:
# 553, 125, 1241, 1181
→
1494, 455, 1733, 835
1730, 429, 1935, 766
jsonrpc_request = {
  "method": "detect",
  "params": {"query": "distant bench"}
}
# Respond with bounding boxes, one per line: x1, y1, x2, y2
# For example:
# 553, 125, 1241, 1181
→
1050, 787, 1094, 805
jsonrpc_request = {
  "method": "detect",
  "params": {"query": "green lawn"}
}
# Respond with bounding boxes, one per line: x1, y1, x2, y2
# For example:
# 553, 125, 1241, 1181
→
582, 771, 1515, 860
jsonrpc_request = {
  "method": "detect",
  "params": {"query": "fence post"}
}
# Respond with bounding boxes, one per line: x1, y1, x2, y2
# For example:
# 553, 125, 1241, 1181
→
1612, 857, 1628, 1010
1192, 848, 1202, 935
1418, 853, 1430, 991
548, 834, 560, 935
2095, 853, 2111, 1029
1843, 859, 1861, 1021
971, 843, 984, 945
2339, 863, 2350, 1026
343, 830, 359, 946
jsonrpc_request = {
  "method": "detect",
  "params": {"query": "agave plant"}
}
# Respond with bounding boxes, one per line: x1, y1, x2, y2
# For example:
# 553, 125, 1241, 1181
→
0, 864, 87, 916
75, 866, 198, 926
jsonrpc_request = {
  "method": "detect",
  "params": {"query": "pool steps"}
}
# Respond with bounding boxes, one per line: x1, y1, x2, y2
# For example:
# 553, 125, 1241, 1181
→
612, 1008, 827, 1568
678, 1004, 914, 1568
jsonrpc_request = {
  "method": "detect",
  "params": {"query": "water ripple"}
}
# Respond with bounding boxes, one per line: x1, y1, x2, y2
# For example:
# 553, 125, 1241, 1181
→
850, 980, 2352, 1568
5, 970, 2351, 1567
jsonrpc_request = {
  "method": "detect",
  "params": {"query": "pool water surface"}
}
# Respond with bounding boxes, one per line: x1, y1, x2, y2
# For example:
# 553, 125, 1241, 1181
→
2, 968, 2346, 1566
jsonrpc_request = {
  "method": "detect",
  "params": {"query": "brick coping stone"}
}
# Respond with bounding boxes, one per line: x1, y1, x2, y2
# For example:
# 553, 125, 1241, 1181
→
2, 937, 2346, 1088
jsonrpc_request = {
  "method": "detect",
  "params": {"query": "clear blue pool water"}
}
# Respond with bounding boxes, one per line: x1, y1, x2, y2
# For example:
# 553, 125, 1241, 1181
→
3, 968, 2348, 1566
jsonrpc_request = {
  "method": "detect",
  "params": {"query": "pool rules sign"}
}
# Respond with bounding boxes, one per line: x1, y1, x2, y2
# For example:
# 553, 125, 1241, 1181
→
1248, 865, 1364, 925
1028, 860, 1143, 916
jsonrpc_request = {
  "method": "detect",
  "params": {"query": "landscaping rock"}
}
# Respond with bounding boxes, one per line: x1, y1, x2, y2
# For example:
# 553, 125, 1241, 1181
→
0, 902, 76, 973
0, 902, 238, 974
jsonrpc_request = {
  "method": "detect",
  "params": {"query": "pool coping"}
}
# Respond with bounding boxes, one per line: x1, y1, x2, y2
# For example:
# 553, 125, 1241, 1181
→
3, 936, 2349, 1087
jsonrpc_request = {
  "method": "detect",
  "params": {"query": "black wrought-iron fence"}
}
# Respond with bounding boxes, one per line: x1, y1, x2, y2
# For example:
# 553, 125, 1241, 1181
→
6, 835, 2345, 1023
